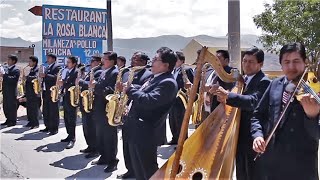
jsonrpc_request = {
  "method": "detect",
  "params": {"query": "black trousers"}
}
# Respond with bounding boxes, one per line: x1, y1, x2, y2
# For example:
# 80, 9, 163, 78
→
26, 97, 41, 126
236, 146, 257, 180
81, 111, 97, 151
42, 90, 59, 132
168, 98, 186, 142
128, 142, 158, 180
122, 129, 134, 175
93, 106, 118, 164
63, 97, 77, 140
3, 91, 17, 125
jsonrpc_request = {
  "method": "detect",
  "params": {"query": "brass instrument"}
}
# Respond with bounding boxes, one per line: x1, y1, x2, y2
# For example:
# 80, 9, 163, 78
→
191, 63, 212, 125
152, 47, 242, 179
31, 64, 43, 95
50, 68, 63, 102
106, 66, 146, 126
17, 65, 29, 97
68, 67, 85, 107
80, 65, 100, 113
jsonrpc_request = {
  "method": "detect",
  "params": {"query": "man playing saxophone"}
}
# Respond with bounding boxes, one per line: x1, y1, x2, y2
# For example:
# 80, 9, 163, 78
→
78, 55, 102, 158
58, 56, 78, 149
0, 55, 20, 127
89, 51, 119, 173
116, 51, 153, 179
39, 53, 61, 135
24, 56, 41, 129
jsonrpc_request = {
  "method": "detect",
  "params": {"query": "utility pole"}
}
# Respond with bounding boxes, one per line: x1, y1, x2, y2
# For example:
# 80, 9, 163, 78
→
228, 0, 241, 71
106, 0, 113, 51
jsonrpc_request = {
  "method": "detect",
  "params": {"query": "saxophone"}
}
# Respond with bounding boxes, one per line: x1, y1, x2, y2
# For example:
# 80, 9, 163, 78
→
176, 64, 193, 109
17, 65, 29, 97
68, 67, 85, 107
80, 65, 100, 113
106, 66, 146, 126
32, 64, 43, 95
192, 63, 212, 124
50, 68, 63, 102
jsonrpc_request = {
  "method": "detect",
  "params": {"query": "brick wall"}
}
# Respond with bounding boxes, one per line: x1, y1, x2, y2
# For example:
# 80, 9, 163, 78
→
0, 46, 34, 64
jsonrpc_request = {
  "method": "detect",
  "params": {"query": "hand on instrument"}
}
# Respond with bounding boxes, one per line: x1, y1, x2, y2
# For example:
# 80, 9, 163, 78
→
253, 137, 266, 153
57, 80, 63, 86
184, 82, 192, 89
39, 73, 45, 78
300, 93, 320, 118
204, 93, 211, 106
116, 82, 124, 92
89, 80, 96, 89
210, 85, 229, 103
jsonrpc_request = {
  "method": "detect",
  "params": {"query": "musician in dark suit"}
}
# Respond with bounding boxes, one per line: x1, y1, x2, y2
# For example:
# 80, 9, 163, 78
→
120, 47, 178, 180
90, 51, 119, 173
39, 53, 61, 135
24, 56, 41, 129
211, 48, 271, 180
117, 55, 126, 69
117, 52, 153, 179
251, 43, 320, 180
168, 51, 194, 145
57, 56, 78, 149
79, 56, 102, 158
0, 54, 20, 127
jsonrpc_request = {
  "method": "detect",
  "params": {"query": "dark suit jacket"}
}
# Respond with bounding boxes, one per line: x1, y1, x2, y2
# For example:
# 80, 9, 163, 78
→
226, 70, 270, 148
174, 66, 194, 90
93, 66, 118, 113
43, 62, 61, 91
251, 76, 320, 179
25, 66, 40, 99
3, 65, 20, 97
79, 66, 102, 91
122, 68, 153, 85
62, 68, 78, 107
124, 72, 178, 145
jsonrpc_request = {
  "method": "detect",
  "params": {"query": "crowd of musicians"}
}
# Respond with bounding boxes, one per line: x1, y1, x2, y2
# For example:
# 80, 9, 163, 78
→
0, 42, 319, 180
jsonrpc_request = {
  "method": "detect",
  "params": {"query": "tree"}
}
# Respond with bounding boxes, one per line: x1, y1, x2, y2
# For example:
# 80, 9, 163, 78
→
253, 0, 320, 64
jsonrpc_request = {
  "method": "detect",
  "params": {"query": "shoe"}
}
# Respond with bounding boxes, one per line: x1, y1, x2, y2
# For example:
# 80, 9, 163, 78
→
91, 159, 107, 165
65, 141, 75, 149
116, 172, 134, 179
60, 137, 70, 142
80, 147, 91, 153
39, 128, 49, 132
24, 123, 32, 127
167, 140, 177, 145
104, 163, 118, 173
6, 123, 16, 127
85, 152, 99, 159
29, 125, 39, 129
1, 122, 8, 126
48, 130, 58, 135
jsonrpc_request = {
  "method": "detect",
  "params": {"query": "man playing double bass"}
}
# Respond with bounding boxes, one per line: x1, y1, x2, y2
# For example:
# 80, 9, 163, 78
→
251, 43, 320, 180
210, 47, 270, 180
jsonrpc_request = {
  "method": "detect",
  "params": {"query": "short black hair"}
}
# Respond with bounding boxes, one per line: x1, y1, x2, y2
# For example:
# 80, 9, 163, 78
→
139, 53, 150, 65
103, 51, 118, 65
29, 55, 38, 65
216, 50, 230, 60
175, 51, 185, 62
68, 56, 78, 64
117, 56, 126, 64
279, 42, 306, 64
156, 47, 177, 72
46, 53, 57, 60
8, 54, 18, 63
243, 47, 264, 63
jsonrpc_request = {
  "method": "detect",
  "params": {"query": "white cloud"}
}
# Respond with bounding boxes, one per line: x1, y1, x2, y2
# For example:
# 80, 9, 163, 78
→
0, 0, 274, 41
0, 4, 13, 9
